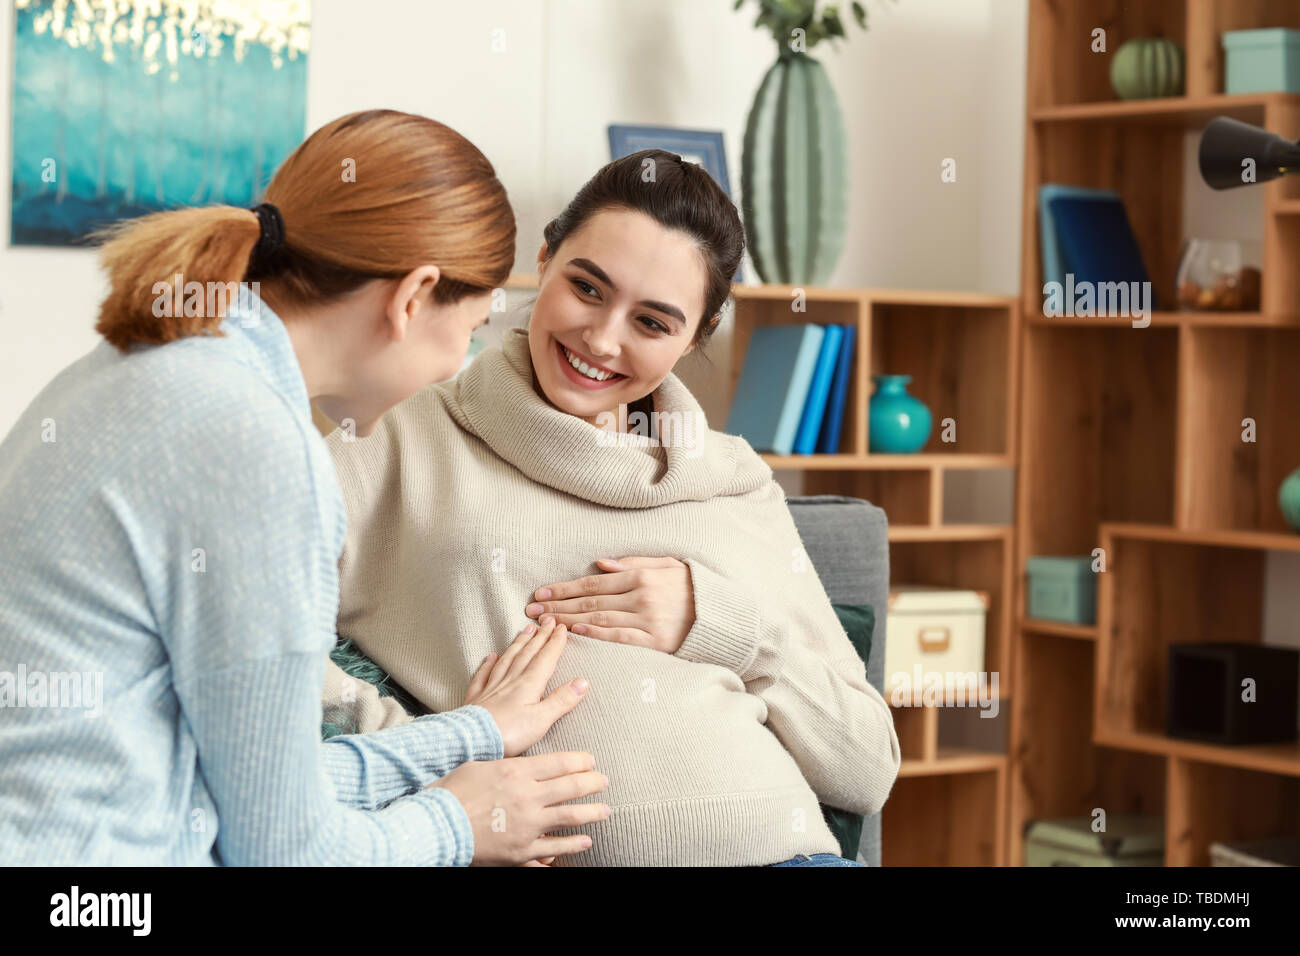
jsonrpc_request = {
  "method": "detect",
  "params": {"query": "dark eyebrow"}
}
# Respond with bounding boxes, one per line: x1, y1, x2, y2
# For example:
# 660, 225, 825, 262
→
568, 257, 687, 326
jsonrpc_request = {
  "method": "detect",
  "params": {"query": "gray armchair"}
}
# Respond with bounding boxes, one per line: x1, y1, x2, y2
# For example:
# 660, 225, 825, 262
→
787, 494, 891, 867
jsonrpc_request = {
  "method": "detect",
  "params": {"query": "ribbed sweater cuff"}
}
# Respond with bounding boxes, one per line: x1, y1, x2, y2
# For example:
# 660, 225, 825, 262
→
401, 786, 477, 866
674, 559, 761, 675
435, 705, 505, 763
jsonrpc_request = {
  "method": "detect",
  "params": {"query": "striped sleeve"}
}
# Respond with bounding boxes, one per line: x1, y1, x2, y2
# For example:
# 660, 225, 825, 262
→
321, 705, 504, 810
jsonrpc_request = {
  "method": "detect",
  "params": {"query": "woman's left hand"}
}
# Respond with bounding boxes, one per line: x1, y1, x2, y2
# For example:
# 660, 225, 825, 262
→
525, 556, 695, 654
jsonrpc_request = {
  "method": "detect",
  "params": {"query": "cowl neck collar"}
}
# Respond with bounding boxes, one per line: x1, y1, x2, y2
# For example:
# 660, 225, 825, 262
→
439, 326, 770, 508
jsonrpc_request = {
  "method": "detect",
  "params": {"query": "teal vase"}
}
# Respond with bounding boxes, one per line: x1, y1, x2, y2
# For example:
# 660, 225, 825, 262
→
1280, 467, 1300, 532
869, 375, 931, 453
741, 50, 847, 284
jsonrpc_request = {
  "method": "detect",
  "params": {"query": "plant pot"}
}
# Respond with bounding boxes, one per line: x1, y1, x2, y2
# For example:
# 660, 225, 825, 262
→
741, 50, 847, 285
869, 375, 931, 454
1110, 37, 1185, 100
1280, 467, 1300, 532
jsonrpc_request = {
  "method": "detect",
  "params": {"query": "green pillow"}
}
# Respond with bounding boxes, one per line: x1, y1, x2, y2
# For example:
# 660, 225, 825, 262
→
820, 602, 876, 861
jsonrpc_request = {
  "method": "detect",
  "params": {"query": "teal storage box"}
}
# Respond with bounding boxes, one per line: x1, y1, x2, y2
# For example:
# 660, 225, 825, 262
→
1224, 28, 1300, 94
1026, 555, 1096, 625
1025, 815, 1164, 867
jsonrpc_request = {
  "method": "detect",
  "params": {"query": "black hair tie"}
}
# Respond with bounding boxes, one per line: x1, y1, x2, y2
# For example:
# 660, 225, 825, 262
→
250, 202, 286, 266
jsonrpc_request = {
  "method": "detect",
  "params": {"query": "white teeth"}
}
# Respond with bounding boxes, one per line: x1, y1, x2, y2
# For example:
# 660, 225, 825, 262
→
562, 343, 616, 381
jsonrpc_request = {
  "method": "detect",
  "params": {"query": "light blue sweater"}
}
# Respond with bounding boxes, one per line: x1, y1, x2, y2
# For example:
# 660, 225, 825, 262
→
0, 292, 503, 864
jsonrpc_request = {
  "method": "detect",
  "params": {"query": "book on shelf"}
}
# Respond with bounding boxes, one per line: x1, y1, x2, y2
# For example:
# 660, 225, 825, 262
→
792, 324, 844, 455
1038, 184, 1158, 309
816, 323, 856, 454
726, 323, 855, 456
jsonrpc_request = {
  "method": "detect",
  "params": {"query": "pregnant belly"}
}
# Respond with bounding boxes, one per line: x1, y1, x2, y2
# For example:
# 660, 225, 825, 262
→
520, 636, 837, 865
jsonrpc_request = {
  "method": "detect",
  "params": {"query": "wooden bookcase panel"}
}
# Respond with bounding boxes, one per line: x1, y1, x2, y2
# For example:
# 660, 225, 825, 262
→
1263, 208, 1300, 314
1095, 534, 1266, 738
1179, 327, 1300, 532
890, 536, 1012, 692
1188, 1, 1300, 99
1166, 758, 1300, 865
1021, 326, 1179, 556
1025, 121, 1186, 311
802, 469, 935, 527
868, 303, 1012, 456
1026, 0, 1187, 110
1008, 630, 1166, 865
1028, 0, 1300, 109
883, 770, 1003, 866
728, 295, 866, 456
892, 702, 939, 764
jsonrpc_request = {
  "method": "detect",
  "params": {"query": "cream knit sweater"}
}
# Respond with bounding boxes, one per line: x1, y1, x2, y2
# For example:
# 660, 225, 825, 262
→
322, 326, 901, 866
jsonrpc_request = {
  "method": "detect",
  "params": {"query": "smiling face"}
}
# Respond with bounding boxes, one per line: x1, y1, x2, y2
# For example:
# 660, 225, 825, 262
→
528, 207, 710, 424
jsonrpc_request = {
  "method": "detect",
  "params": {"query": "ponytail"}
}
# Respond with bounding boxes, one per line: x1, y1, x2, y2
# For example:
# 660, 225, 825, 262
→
95, 206, 263, 351
92, 109, 516, 353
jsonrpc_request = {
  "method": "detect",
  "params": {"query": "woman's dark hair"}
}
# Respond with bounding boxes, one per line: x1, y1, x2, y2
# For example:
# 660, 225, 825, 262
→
541, 149, 744, 346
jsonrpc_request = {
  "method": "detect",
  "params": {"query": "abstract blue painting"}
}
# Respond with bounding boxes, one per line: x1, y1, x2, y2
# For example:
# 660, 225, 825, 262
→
10, 0, 310, 246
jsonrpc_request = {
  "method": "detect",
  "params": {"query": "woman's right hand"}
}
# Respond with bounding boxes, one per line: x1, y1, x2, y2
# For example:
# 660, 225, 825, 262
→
465, 616, 588, 756
429, 751, 610, 866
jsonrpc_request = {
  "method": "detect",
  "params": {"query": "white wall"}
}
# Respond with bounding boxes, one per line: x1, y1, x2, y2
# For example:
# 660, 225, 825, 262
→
0, 0, 1027, 439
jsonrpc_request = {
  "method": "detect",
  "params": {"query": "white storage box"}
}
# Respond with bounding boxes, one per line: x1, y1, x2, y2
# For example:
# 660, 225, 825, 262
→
885, 586, 988, 698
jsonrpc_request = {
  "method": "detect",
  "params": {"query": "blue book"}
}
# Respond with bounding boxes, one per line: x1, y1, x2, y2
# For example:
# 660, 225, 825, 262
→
1038, 184, 1119, 289
793, 324, 844, 454
816, 324, 856, 454
725, 324, 826, 455
1049, 192, 1159, 309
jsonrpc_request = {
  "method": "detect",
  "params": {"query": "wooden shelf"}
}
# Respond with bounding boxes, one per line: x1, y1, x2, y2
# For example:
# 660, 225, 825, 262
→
1019, 618, 1097, 641
1095, 729, 1300, 779
889, 524, 1011, 543
1103, 522, 1300, 552
763, 453, 1012, 471
899, 749, 1007, 778
1026, 310, 1299, 328
1030, 92, 1300, 127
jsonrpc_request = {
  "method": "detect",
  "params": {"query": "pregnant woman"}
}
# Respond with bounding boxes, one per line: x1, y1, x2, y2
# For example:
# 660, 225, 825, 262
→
323, 148, 901, 867
0, 110, 608, 865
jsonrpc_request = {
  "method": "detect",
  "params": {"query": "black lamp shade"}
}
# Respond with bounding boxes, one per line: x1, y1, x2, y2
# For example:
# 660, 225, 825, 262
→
1199, 116, 1300, 190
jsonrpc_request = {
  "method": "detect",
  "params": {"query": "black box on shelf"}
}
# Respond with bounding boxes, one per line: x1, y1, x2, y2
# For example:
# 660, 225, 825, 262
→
1166, 643, 1299, 745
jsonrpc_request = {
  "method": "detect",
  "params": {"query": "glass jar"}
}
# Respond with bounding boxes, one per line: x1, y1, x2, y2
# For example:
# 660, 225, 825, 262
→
1175, 239, 1262, 311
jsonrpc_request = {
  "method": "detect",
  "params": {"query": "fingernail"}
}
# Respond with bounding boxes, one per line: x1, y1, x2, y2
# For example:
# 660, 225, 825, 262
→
526, 603, 543, 615
523, 623, 537, 636
573, 678, 589, 694
582, 837, 592, 848
541, 614, 554, 625
603, 804, 612, 817
572, 624, 587, 634
536, 587, 552, 600
602, 774, 610, 788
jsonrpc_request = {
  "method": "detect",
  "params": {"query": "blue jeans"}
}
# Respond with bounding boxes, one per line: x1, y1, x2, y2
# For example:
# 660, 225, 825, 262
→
768, 853, 864, 867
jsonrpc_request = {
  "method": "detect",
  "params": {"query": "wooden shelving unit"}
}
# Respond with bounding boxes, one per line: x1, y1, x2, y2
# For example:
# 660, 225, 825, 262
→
1009, 0, 1300, 867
